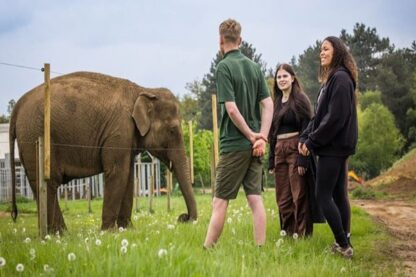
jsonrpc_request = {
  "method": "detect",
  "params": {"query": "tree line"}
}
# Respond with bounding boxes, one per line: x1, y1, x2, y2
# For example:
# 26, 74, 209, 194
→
180, 23, 416, 183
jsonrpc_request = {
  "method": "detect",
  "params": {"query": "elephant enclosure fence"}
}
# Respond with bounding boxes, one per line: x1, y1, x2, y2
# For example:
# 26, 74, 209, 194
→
0, 154, 162, 203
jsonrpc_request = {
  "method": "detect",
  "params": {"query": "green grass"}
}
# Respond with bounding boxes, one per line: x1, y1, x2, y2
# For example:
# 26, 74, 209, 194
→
0, 191, 398, 276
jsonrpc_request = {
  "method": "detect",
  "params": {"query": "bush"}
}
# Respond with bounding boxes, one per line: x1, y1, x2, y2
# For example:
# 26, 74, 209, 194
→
351, 186, 376, 199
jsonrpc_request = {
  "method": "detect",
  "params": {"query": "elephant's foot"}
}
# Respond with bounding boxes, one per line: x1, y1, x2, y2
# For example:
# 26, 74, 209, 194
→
117, 217, 133, 229
177, 213, 196, 223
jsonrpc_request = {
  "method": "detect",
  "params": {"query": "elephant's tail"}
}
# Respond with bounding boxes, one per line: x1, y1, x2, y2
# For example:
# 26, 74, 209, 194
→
9, 113, 18, 222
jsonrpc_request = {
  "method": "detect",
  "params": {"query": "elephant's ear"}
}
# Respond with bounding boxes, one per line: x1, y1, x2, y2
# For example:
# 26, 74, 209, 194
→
132, 92, 158, 136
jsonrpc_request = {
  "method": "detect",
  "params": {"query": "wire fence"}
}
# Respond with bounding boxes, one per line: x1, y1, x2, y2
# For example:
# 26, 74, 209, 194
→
0, 155, 162, 203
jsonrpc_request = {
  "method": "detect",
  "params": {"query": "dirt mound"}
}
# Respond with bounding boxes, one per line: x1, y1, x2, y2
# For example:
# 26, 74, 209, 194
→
366, 149, 416, 200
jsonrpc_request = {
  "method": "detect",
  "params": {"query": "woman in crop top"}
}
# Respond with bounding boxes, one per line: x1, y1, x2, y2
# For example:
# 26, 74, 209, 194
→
268, 63, 315, 237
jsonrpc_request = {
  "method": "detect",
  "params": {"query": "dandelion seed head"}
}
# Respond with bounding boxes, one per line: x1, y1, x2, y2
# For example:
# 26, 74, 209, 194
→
231, 228, 236, 235
158, 248, 167, 258
227, 218, 232, 224
280, 230, 287, 237
84, 238, 89, 243
95, 239, 102, 246
120, 246, 128, 255
167, 224, 175, 230
12, 228, 17, 234
22, 227, 26, 233
192, 220, 198, 225
340, 267, 347, 273
40, 240, 46, 245
29, 248, 36, 256
16, 263, 24, 272
133, 215, 138, 221
56, 239, 61, 244
67, 252, 76, 262
293, 233, 299, 240
121, 239, 129, 247
99, 231, 105, 236
131, 243, 137, 248
118, 227, 124, 232
44, 264, 50, 272
24, 237, 31, 244
0, 257, 5, 267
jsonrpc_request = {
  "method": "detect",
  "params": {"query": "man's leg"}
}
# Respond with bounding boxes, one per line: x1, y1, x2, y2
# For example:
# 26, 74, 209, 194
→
203, 197, 229, 248
247, 194, 266, 246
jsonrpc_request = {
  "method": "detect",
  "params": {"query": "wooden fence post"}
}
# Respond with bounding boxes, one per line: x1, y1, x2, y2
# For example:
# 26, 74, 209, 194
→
43, 63, 51, 180
37, 137, 47, 237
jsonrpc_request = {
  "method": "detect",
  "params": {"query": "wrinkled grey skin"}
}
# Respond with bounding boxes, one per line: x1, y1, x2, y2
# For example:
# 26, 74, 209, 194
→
10, 72, 197, 232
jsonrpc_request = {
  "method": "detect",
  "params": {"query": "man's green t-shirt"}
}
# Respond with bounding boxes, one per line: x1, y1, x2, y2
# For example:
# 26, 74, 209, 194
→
216, 49, 270, 154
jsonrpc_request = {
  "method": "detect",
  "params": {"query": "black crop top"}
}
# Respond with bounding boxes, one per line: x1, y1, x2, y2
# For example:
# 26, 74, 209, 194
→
276, 102, 302, 135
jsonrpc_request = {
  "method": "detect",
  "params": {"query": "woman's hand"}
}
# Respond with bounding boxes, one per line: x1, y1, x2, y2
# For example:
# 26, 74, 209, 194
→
298, 166, 307, 176
298, 142, 310, 156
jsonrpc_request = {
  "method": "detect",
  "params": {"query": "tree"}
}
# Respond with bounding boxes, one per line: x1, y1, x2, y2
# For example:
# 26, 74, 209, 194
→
340, 23, 392, 92
198, 41, 269, 130
181, 121, 213, 186
359, 90, 382, 110
350, 103, 404, 178
292, 41, 321, 104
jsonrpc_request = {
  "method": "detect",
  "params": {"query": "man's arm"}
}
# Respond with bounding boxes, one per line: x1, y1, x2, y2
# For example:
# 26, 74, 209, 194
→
224, 101, 259, 143
252, 97, 273, 156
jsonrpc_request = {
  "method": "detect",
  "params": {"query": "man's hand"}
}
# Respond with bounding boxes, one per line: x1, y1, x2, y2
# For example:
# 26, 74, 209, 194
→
298, 166, 307, 176
298, 142, 310, 156
252, 138, 266, 157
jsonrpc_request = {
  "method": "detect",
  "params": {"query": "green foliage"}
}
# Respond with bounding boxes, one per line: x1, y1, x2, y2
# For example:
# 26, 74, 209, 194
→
340, 23, 392, 92
0, 193, 397, 276
182, 121, 213, 187
351, 186, 376, 200
292, 41, 321, 104
350, 104, 404, 178
359, 90, 382, 110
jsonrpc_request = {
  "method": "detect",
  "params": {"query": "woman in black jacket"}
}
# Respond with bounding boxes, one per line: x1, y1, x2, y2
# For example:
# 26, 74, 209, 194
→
268, 64, 316, 237
299, 36, 358, 258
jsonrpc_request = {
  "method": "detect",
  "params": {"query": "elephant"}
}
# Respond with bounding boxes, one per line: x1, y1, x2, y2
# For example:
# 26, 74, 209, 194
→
9, 71, 197, 232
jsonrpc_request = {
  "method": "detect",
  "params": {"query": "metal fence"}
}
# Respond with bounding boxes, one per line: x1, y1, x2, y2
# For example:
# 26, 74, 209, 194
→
0, 156, 161, 203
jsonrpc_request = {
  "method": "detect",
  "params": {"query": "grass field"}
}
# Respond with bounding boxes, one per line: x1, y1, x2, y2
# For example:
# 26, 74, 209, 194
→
0, 191, 397, 276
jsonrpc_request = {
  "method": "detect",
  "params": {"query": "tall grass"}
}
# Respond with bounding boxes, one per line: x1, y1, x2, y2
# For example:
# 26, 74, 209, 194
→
0, 191, 397, 276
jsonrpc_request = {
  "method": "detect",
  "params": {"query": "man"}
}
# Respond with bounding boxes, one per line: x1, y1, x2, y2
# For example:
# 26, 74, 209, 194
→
203, 18, 273, 248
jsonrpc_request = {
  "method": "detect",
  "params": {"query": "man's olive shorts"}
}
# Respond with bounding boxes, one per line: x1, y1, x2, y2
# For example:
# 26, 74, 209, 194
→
215, 150, 263, 200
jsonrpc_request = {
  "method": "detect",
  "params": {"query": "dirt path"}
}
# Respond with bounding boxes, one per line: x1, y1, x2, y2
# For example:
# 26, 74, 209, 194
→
354, 200, 416, 276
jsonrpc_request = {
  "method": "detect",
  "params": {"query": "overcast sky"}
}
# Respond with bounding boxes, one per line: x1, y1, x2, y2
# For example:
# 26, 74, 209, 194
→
0, 0, 415, 114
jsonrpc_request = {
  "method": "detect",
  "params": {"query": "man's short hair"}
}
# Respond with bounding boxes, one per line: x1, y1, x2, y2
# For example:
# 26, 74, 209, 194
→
219, 19, 241, 44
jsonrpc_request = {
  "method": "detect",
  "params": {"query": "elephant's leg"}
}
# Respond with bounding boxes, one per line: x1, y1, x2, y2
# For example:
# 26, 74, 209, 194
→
117, 163, 135, 228
47, 183, 66, 233
101, 151, 131, 230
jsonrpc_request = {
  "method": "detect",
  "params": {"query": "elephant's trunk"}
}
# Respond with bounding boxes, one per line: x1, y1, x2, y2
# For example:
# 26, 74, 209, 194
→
170, 147, 197, 222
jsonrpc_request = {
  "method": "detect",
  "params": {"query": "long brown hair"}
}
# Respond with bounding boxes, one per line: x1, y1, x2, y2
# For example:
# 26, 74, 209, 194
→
319, 36, 358, 86
270, 64, 312, 138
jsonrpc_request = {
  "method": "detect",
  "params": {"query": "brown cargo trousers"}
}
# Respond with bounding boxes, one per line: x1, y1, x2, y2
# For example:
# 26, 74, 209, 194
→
274, 136, 312, 236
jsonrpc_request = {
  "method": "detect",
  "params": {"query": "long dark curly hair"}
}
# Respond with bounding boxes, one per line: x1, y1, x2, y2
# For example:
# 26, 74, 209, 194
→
319, 36, 358, 86
270, 64, 312, 139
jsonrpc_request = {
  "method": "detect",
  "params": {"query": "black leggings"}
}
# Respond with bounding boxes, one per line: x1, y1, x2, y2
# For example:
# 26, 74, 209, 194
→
316, 156, 350, 247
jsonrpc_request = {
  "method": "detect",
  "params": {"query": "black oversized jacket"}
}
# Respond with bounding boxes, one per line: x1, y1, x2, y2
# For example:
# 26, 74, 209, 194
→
300, 67, 357, 157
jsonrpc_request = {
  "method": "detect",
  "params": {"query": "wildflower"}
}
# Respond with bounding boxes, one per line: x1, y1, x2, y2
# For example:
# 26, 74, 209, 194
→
55, 231, 60, 236
167, 224, 175, 230
133, 215, 138, 221
44, 234, 51, 240
118, 227, 124, 232
67, 252, 76, 262
24, 237, 31, 244
293, 233, 299, 240
120, 246, 128, 255
40, 240, 46, 245
158, 248, 167, 258
156, 230, 160, 235
16, 263, 24, 272
280, 230, 287, 237
99, 231, 105, 236
13, 228, 17, 234
84, 238, 89, 243
95, 239, 102, 246
121, 239, 129, 247
227, 218, 233, 224
22, 227, 26, 233
275, 238, 284, 247
29, 248, 36, 256
0, 257, 5, 267
44, 264, 52, 272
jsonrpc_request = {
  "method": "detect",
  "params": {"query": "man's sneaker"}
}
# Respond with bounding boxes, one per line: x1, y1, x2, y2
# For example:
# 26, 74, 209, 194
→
333, 244, 354, 259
